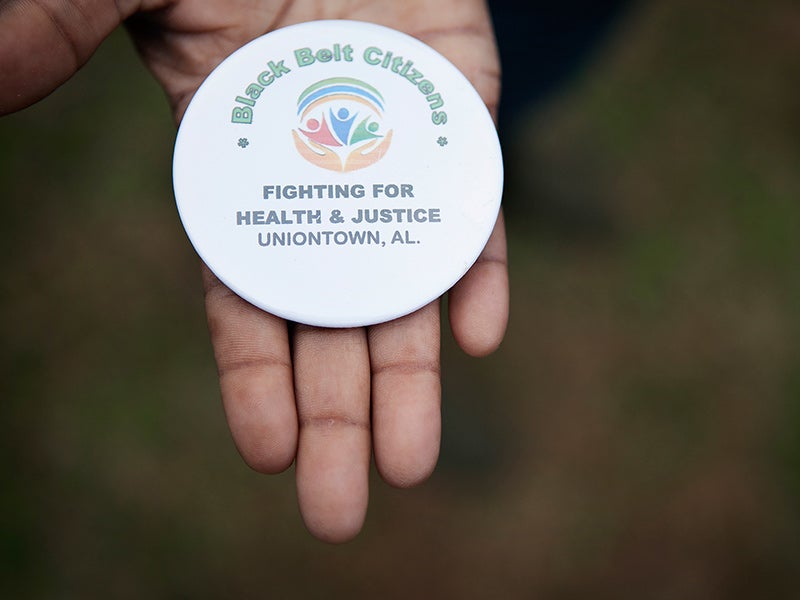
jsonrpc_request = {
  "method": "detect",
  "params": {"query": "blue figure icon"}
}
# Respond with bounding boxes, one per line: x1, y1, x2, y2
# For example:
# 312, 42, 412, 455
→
330, 107, 358, 144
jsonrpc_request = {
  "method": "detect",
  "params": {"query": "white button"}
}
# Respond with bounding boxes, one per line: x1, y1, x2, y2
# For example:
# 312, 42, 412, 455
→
173, 20, 502, 327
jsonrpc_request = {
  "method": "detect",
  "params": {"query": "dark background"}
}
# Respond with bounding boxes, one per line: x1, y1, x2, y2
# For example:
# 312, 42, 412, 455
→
2, 0, 800, 597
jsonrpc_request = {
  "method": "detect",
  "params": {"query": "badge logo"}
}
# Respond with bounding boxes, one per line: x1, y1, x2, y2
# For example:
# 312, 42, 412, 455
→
292, 77, 393, 172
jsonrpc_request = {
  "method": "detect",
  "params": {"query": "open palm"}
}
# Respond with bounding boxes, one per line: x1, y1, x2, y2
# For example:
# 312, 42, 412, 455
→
1, 0, 508, 542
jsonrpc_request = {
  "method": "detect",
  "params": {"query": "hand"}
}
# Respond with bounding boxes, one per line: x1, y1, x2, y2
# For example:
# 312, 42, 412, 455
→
1, 0, 508, 542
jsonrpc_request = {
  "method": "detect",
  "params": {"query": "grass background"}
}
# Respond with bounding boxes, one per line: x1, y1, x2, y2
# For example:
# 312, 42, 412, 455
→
2, 0, 800, 597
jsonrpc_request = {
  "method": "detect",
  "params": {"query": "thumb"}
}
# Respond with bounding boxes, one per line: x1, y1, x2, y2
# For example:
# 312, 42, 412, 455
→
0, 0, 147, 115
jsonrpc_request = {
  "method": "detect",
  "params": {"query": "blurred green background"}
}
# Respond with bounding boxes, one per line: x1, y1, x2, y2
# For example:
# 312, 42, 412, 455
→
2, 0, 800, 597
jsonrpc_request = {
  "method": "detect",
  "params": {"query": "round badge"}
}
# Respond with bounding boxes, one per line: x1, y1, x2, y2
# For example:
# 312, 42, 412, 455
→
173, 20, 502, 327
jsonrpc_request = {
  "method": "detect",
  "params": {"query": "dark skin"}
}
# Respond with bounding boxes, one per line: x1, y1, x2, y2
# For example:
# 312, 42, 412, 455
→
1, 0, 508, 543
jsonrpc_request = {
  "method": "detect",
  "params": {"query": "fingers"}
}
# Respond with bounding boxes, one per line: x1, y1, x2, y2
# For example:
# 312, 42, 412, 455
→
368, 302, 441, 487
202, 265, 297, 473
293, 326, 371, 543
449, 210, 509, 356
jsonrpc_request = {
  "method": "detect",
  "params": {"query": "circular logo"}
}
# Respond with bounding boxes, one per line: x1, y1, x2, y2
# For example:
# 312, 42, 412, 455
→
293, 77, 393, 172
